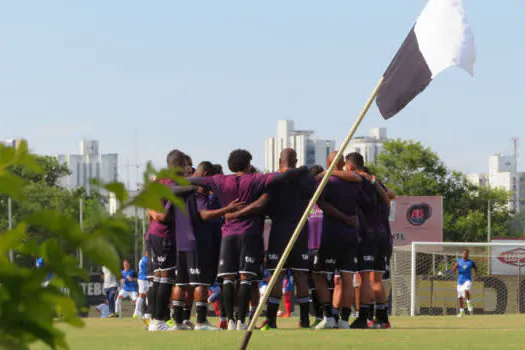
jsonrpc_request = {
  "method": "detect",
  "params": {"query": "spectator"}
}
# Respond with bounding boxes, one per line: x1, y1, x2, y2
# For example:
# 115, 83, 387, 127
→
102, 265, 119, 318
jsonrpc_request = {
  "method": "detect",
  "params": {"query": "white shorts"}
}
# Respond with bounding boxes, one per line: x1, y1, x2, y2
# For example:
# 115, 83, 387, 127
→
457, 281, 472, 298
118, 289, 139, 301
138, 280, 149, 294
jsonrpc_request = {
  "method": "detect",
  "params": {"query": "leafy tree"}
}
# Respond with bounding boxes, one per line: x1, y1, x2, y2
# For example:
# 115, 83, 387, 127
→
0, 142, 184, 349
369, 138, 516, 242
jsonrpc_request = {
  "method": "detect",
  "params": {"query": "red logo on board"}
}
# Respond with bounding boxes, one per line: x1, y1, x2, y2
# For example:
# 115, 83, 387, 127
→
497, 248, 525, 267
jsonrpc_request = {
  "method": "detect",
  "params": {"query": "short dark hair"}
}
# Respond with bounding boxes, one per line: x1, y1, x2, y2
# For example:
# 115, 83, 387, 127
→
463, 249, 469, 254
250, 165, 259, 173
345, 152, 364, 170
310, 165, 324, 177
198, 161, 215, 175
213, 164, 223, 175
184, 154, 193, 166
363, 166, 370, 174
167, 149, 186, 169
228, 149, 252, 173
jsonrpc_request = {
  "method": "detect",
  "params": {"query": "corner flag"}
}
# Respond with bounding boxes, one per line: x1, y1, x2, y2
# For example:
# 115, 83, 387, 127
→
376, 0, 476, 119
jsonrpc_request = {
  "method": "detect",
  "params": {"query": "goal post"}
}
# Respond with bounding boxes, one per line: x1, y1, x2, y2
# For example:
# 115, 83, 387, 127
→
391, 241, 525, 317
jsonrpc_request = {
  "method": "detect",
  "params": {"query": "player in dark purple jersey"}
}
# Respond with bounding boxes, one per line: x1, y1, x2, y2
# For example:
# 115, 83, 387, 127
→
188, 149, 308, 331
144, 149, 186, 332
167, 160, 245, 331
341, 152, 388, 329
224, 149, 316, 329
312, 151, 374, 329
364, 167, 396, 329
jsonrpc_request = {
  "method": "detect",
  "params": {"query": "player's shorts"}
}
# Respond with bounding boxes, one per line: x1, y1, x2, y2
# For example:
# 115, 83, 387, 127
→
218, 234, 264, 278
457, 281, 472, 298
118, 289, 138, 301
371, 232, 392, 273
175, 251, 215, 286
358, 232, 382, 272
147, 235, 176, 272
266, 228, 309, 271
138, 280, 149, 294
313, 235, 358, 274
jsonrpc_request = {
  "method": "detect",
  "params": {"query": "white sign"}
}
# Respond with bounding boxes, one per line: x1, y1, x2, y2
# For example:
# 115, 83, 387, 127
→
491, 240, 525, 275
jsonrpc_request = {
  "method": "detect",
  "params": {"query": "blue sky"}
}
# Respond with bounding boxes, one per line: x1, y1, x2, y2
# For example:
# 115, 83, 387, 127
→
1, 0, 524, 184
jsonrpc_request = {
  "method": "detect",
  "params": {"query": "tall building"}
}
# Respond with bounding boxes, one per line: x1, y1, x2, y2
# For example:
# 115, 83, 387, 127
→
468, 153, 520, 213
1, 139, 25, 149
343, 128, 388, 165
264, 120, 335, 172
57, 140, 119, 192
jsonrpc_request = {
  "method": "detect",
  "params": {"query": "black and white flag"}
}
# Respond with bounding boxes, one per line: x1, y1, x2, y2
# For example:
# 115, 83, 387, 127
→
376, 0, 476, 119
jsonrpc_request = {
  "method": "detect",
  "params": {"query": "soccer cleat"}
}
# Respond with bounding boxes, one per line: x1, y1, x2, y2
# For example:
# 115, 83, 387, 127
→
236, 320, 248, 331
195, 322, 221, 331
467, 302, 474, 314
133, 314, 140, 320
311, 318, 323, 329
350, 318, 369, 329
108, 313, 115, 318
337, 320, 350, 329
382, 322, 391, 329
173, 323, 192, 330
166, 319, 175, 327
227, 320, 237, 331
457, 310, 465, 318
299, 321, 310, 329
183, 320, 195, 330
260, 320, 277, 331
218, 319, 228, 330
148, 320, 174, 332
369, 320, 383, 329
314, 317, 336, 330
367, 320, 375, 328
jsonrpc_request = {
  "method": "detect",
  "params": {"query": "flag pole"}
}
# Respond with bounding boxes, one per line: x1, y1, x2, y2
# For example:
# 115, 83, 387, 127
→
240, 76, 385, 350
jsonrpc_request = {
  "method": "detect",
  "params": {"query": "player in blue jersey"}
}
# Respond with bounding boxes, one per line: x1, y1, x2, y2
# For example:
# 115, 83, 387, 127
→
134, 251, 149, 319
35, 257, 53, 287
116, 259, 139, 317
453, 249, 477, 317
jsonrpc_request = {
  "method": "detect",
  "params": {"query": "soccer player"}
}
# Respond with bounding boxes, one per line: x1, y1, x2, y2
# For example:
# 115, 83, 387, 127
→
35, 257, 53, 287
188, 149, 308, 330
364, 167, 396, 329
145, 149, 186, 331
339, 152, 386, 329
115, 259, 139, 317
223, 148, 315, 329
134, 250, 149, 319
169, 160, 246, 331
102, 265, 118, 318
453, 249, 477, 317
313, 151, 373, 329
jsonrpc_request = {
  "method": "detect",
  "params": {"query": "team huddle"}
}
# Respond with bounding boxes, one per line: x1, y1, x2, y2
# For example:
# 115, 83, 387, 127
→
142, 147, 396, 332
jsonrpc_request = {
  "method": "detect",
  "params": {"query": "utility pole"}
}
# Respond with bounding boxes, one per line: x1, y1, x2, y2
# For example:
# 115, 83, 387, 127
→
511, 137, 519, 213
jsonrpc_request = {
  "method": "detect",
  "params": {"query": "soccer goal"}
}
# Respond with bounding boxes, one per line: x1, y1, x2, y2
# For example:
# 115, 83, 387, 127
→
390, 242, 525, 316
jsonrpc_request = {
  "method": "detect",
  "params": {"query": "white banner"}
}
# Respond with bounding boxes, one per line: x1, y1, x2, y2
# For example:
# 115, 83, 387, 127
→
491, 239, 525, 275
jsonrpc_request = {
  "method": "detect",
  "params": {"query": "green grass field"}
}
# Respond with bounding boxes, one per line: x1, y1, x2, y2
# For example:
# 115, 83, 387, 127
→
33, 315, 525, 350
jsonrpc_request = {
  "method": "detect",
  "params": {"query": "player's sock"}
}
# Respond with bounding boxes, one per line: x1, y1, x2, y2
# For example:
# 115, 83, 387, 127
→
341, 307, 352, 322
156, 277, 172, 321
322, 304, 333, 319
358, 304, 370, 321
220, 292, 227, 320
297, 296, 311, 328
149, 277, 159, 319
183, 306, 192, 322
249, 306, 256, 321
332, 308, 340, 323
222, 280, 235, 321
266, 297, 281, 328
196, 301, 208, 324
173, 300, 185, 324
375, 303, 388, 323
115, 297, 122, 316
135, 297, 144, 317
311, 290, 323, 320
237, 280, 252, 324
369, 303, 375, 321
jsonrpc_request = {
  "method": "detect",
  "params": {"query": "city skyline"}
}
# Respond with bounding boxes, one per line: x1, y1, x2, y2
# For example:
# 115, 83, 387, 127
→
1, 1, 524, 182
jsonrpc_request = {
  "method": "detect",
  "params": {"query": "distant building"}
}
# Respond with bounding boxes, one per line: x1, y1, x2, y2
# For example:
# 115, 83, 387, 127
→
468, 153, 519, 213
1, 139, 25, 149
264, 120, 335, 172
57, 140, 119, 192
343, 128, 388, 165
108, 190, 145, 218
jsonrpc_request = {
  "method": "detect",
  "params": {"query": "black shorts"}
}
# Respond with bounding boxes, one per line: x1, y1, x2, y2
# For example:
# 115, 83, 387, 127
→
266, 229, 309, 271
175, 251, 215, 286
358, 232, 390, 273
147, 257, 154, 278
218, 234, 264, 277
147, 235, 176, 273
313, 236, 358, 274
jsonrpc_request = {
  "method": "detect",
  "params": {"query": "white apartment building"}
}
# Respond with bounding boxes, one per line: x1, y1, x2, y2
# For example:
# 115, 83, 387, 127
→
265, 120, 335, 172
1, 139, 24, 149
57, 140, 119, 192
468, 154, 520, 213
343, 128, 388, 165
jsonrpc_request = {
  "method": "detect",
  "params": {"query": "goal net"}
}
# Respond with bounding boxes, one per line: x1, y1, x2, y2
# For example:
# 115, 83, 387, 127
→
390, 242, 525, 316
